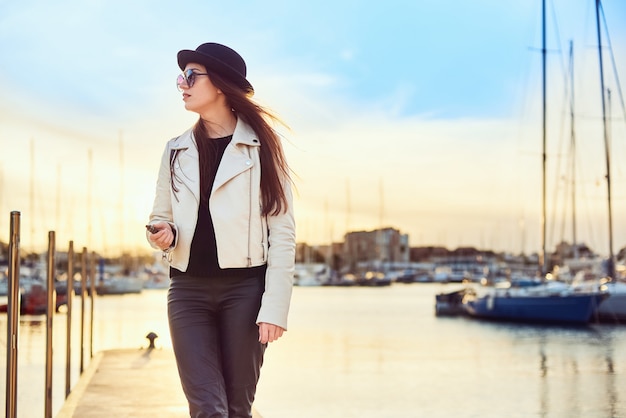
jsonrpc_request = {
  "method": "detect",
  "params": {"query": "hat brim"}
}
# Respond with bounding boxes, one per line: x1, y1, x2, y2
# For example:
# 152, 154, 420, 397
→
178, 49, 254, 94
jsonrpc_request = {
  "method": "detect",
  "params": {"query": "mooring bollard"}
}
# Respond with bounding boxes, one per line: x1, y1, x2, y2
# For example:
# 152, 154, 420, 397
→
146, 332, 158, 349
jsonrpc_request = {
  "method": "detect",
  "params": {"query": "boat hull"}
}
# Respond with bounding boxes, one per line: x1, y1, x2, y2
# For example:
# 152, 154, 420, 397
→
596, 293, 626, 322
465, 293, 606, 324
435, 288, 474, 316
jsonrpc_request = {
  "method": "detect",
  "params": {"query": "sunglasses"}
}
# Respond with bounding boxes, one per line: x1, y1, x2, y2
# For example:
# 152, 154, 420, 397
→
176, 69, 209, 90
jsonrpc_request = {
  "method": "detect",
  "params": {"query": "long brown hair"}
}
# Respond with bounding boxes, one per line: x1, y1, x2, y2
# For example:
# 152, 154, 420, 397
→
201, 71, 292, 216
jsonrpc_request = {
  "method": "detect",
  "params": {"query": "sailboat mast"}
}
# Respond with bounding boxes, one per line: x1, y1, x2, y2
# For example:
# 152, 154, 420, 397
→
568, 40, 578, 259
595, 0, 615, 279
540, 0, 547, 276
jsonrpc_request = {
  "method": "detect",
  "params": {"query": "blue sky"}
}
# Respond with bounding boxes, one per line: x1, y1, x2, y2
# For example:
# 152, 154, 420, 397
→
2, 1, 556, 118
0, 0, 625, 256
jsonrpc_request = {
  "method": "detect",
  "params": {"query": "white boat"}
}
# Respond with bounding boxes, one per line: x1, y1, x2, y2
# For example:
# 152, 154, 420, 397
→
433, 266, 453, 283
95, 275, 144, 295
294, 263, 331, 286
142, 272, 170, 289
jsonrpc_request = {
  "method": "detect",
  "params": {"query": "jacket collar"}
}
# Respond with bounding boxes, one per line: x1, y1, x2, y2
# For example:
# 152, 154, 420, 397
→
170, 128, 194, 150
232, 117, 261, 147
170, 117, 260, 150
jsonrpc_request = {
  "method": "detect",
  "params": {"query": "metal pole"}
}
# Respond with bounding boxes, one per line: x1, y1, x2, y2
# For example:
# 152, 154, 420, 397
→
89, 251, 96, 359
5, 211, 21, 418
45, 231, 56, 418
80, 247, 87, 374
65, 241, 74, 398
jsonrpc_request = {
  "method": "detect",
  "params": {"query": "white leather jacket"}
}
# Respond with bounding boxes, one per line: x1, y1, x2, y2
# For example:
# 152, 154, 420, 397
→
148, 118, 296, 329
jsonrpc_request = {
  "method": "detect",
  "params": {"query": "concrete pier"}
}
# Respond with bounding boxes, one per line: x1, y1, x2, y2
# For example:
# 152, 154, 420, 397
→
56, 348, 262, 417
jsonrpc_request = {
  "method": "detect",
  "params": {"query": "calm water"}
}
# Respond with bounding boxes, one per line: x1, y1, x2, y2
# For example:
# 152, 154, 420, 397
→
1, 284, 625, 417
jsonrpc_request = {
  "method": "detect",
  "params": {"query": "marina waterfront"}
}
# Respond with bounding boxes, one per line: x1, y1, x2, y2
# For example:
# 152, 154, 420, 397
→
1, 283, 626, 417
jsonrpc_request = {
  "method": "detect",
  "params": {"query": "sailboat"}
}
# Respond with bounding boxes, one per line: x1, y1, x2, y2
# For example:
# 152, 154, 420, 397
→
590, 0, 626, 321
555, 1, 626, 323
464, 0, 608, 324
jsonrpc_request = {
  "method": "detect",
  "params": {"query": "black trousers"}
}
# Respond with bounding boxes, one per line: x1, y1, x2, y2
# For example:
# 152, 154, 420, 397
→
168, 272, 266, 418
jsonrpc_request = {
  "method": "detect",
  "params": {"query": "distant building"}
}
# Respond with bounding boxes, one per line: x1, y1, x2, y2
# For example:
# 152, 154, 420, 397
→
343, 227, 409, 272
295, 242, 326, 264
409, 246, 449, 261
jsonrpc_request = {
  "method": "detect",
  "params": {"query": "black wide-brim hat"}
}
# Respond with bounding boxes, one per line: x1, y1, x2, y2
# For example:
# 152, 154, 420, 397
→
177, 42, 254, 95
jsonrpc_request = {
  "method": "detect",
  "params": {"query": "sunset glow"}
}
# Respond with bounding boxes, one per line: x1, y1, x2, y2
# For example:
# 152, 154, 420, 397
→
1, 0, 625, 256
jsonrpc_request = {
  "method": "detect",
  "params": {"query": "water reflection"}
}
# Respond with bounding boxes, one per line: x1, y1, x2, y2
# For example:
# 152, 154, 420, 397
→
258, 286, 626, 418
539, 336, 548, 418
463, 321, 623, 417
601, 331, 618, 418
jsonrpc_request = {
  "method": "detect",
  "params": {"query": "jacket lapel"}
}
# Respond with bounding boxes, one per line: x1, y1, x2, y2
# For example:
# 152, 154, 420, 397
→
213, 119, 260, 192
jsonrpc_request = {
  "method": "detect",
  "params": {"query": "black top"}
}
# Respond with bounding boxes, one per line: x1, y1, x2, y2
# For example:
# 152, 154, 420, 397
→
170, 135, 265, 279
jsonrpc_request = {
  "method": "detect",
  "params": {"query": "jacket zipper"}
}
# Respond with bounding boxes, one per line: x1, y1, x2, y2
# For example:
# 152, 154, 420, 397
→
247, 149, 253, 268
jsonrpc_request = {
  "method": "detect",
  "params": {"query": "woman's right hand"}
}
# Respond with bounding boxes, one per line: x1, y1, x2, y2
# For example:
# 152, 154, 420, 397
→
146, 221, 175, 251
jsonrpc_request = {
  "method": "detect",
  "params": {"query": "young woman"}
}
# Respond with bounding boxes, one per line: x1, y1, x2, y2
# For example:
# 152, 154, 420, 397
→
147, 42, 296, 418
